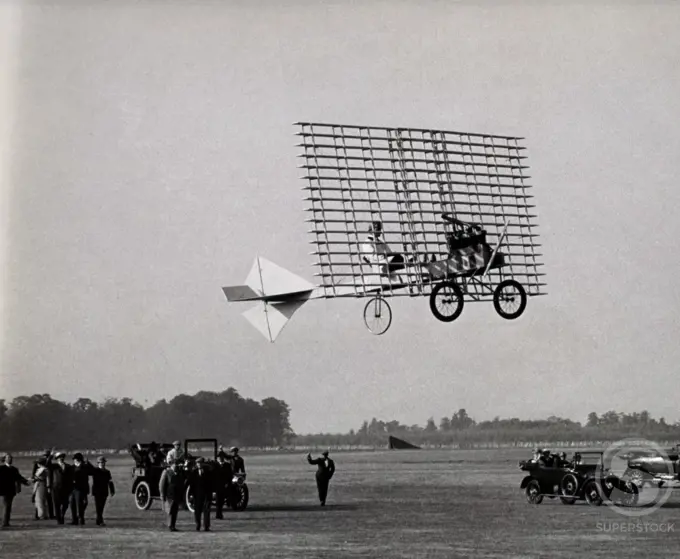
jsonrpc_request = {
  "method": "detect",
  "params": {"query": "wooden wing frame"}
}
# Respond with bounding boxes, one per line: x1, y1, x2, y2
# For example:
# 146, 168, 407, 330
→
296, 122, 546, 301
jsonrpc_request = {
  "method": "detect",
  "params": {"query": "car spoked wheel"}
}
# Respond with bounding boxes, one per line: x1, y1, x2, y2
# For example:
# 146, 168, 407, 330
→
185, 486, 196, 514
230, 484, 249, 511
559, 473, 578, 505
583, 480, 603, 506
525, 480, 543, 505
627, 469, 645, 489
619, 483, 639, 507
135, 481, 152, 511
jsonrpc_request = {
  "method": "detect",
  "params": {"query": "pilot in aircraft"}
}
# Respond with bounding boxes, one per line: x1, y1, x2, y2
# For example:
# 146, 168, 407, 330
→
360, 221, 404, 272
360, 221, 430, 274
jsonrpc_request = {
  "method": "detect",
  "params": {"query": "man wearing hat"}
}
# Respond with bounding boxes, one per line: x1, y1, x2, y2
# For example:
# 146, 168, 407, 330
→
0, 453, 30, 527
49, 452, 72, 525
229, 447, 245, 476
306, 450, 335, 506
166, 441, 185, 465
214, 452, 233, 520
69, 453, 95, 525
187, 457, 212, 531
91, 456, 115, 526
159, 458, 185, 531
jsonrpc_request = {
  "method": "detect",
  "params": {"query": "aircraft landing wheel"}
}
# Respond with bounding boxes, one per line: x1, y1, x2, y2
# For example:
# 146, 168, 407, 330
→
363, 297, 392, 335
493, 279, 527, 320
429, 281, 464, 322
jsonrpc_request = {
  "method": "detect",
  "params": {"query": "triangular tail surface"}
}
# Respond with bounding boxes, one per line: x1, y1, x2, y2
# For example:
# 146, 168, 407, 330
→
222, 256, 318, 342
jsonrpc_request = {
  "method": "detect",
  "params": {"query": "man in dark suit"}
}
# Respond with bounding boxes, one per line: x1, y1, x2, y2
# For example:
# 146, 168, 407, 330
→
214, 453, 233, 520
307, 450, 335, 506
50, 452, 73, 524
188, 457, 213, 531
91, 456, 115, 526
0, 453, 30, 527
159, 459, 185, 531
70, 453, 94, 525
229, 447, 246, 475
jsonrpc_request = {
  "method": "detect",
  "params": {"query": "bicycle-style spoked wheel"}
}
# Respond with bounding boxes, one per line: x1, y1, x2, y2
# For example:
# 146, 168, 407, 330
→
363, 296, 392, 335
429, 281, 464, 322
493, 279, 527, 319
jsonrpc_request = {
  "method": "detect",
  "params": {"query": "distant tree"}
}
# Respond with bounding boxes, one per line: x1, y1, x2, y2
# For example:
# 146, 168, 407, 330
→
425, 418, 437, 432
587, 412, 599, 427
600, 410, 620, 426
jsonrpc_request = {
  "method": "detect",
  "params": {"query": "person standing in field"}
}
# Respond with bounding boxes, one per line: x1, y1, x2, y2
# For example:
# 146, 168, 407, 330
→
91, 456, 115, 526
32, 449, 55, 519
32, 456, 51, 520
187, 457, 212, 531
229, 447, 245, 475
307, 450, 335, 506
214, 452, 232, 520
50, 452, 72, 525
159, 458, 184, 532
69, 453, 95, 525
0, 453, 30, 528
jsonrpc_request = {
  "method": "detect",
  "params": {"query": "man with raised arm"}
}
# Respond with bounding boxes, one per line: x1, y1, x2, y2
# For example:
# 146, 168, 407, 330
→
307, 450, 335, 506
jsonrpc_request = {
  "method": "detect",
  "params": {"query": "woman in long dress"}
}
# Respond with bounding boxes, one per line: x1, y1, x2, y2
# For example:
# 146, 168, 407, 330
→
32, 457, 50, 520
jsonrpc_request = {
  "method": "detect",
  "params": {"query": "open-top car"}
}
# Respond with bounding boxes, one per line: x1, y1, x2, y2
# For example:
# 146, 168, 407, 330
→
519, 450, 638, 507
129, 441, 174, 510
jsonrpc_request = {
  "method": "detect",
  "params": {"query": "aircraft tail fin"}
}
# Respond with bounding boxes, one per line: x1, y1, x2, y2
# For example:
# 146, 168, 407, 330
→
222, 256, 317, 342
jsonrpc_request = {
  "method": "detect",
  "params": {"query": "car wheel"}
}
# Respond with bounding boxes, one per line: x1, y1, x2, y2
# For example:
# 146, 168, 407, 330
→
583, 480, 603, 506
627, 469, 645, 488
525, 480, 543, 505
560, 473, 579, 500
185, 486, 195, 514
620, 483, 639, 507
134, 481, 153, 511
231, 483, 249, 511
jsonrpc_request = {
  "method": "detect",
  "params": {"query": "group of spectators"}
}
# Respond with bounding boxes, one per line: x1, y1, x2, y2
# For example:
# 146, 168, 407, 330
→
2, 443, 337, 533
0, 449, 115, 529
158, 443, 245, 532
528, 448, 579, 468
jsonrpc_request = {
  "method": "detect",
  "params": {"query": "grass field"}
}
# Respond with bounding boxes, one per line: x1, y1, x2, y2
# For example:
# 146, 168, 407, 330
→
1, 449, 679, 558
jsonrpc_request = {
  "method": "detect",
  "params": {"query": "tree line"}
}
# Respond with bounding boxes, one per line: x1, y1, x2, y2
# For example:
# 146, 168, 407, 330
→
0, 389, 294, 451
2, 393, 678, 452
295, 409, 680, 448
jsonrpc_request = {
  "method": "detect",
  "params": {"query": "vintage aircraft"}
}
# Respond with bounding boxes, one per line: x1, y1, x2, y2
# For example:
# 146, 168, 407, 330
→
222, 122, 546, 342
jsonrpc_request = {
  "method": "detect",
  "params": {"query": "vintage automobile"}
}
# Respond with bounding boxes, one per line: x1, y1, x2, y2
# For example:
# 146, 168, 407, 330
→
623, 444, 680, 490
129, 438, 249, 512
129, 441, 174, 510
183, 438, 249, 513
519, 451, 638, 507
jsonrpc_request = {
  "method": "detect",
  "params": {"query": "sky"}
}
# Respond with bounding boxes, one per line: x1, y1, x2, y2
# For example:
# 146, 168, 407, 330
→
1, 0, 679, 434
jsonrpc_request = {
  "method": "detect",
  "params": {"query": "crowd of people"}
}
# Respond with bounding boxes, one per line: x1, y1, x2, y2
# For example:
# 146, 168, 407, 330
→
157, 443, 247, 532
0, 444, 337, 532
0, 449, 115, 528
